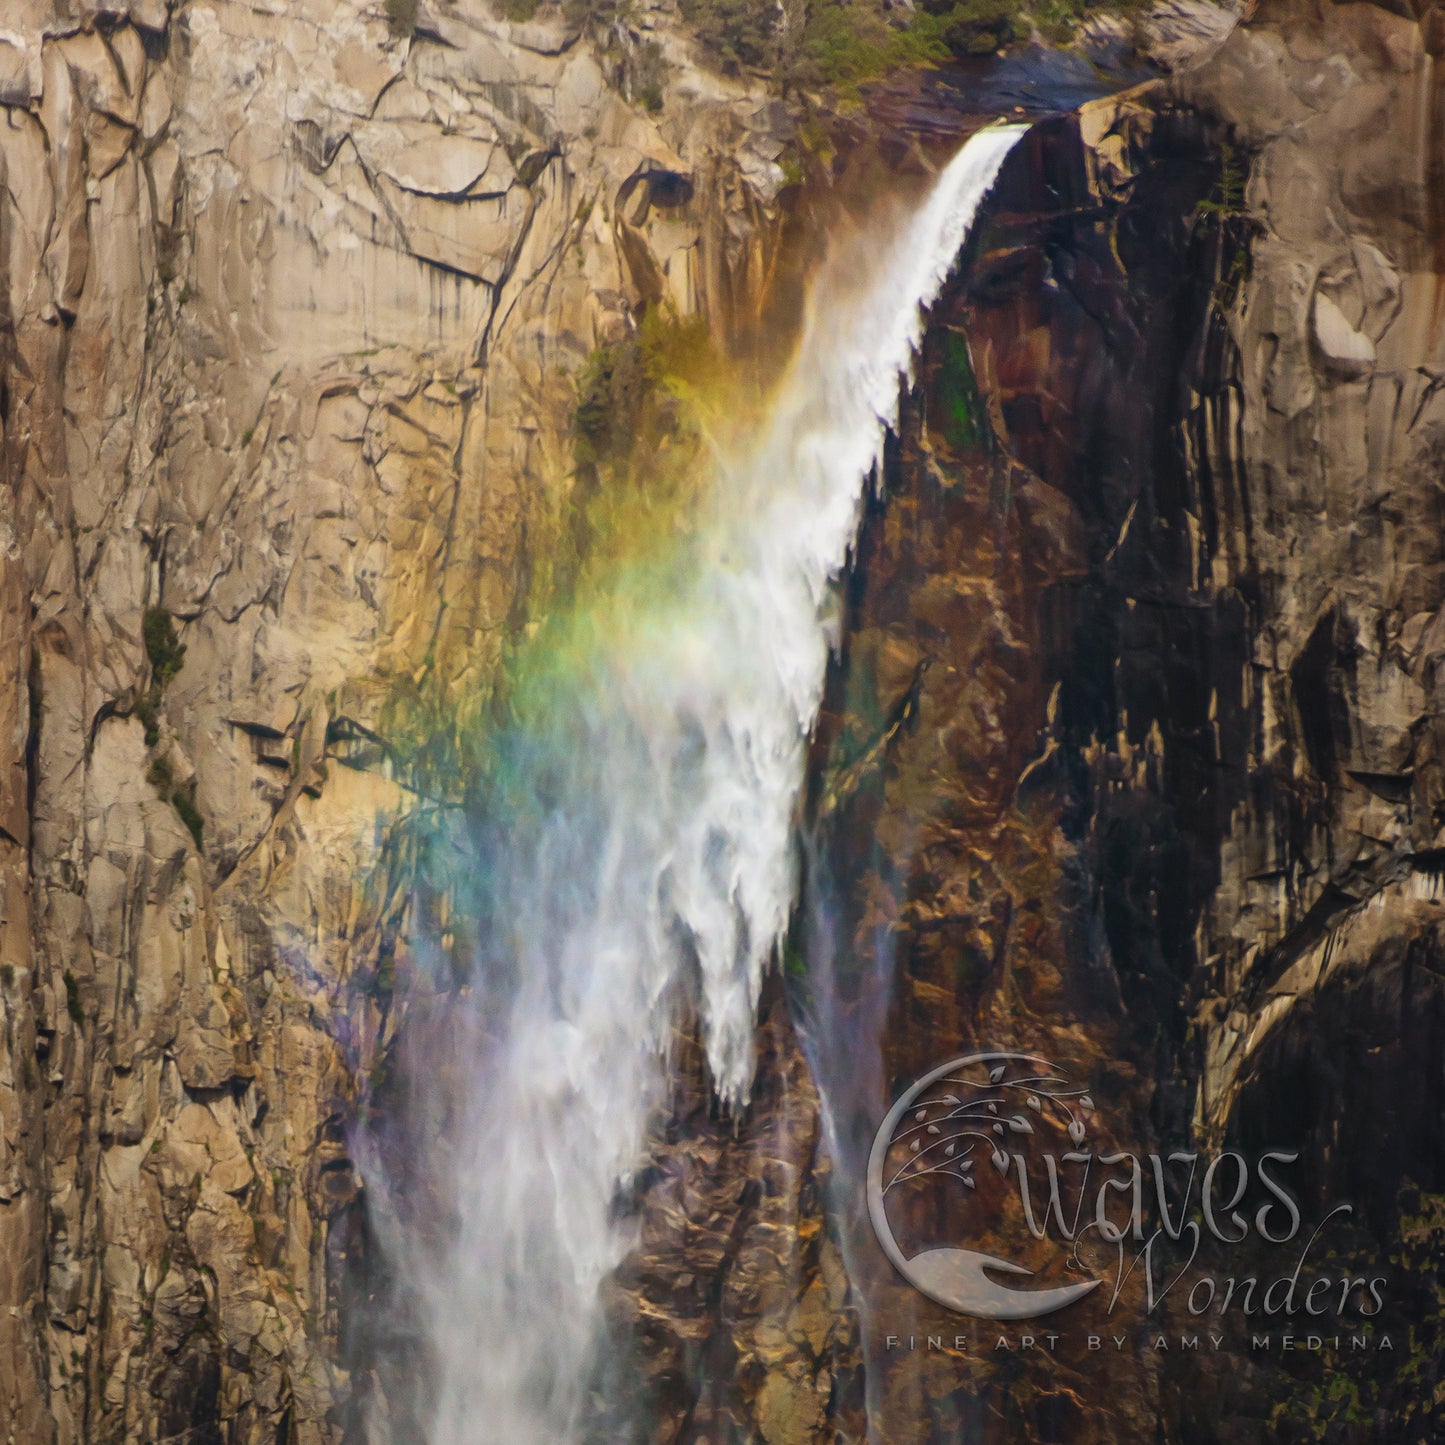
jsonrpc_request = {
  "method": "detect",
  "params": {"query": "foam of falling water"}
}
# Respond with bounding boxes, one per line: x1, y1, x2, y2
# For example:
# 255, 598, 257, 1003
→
366, 122, 1027, 1445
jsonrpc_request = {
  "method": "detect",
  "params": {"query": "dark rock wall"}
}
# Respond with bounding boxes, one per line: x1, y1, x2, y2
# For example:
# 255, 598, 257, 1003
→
778, 1, 1445, 1440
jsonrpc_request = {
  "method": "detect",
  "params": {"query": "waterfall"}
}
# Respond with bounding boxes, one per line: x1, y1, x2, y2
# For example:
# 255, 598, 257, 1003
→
365, 122, 1026, 1445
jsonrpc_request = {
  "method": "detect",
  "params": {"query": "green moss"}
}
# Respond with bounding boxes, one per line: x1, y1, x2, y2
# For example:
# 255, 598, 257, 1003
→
562, 0, 629, 31
1265, 1183, 1445, 1438
935, 0, 1020, 55
782, 939, 807, 980
935, 332, 990, 454
375, 949, 398, 995
63, 971, 84, 1027
796, 112, 832, 159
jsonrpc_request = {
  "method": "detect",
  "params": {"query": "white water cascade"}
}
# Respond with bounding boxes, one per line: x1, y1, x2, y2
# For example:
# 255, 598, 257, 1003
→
370, 122, 1026, 1445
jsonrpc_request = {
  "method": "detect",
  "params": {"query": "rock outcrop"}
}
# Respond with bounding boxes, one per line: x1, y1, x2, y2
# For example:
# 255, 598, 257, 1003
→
0, 0, 792, 1437
9, 0, 1443, 1437
789, 0, 1445, 1438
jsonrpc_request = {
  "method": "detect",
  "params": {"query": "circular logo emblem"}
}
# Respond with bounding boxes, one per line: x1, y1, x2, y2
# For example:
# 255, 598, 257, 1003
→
867, 1052, 1102, 1320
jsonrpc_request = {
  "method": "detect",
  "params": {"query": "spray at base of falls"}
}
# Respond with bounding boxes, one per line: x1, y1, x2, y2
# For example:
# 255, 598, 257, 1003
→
364, 122, 1027, 1445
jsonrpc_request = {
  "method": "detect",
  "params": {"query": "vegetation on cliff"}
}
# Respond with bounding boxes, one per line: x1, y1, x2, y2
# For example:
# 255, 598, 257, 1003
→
558, 0, 1144, 92
1262, 1186, 1445, 1439
136, 606, 205, 848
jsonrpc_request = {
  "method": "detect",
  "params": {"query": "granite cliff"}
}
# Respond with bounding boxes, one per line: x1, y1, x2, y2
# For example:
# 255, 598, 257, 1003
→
2, 0, 1440, 1440
0, 1, 794, 1437
791, 1, 1445, 1438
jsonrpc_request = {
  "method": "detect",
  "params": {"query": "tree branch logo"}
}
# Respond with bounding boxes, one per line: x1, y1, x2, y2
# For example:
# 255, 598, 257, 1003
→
868, 1052, 1382, 1327
868, 1053, 1102, 1319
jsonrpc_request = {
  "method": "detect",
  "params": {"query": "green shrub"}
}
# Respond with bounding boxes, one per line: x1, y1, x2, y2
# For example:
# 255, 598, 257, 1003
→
63, 971, 84, 1026
135, 692, 159, 748
935, 0, 1020, 55
631, 39, 667, 110
678, 0, 776, 72
143, 607, 185, 688
145, 754, 204, 849
135, 607, 185, 747
562, 0, 628, 33
792, 0, 944, 89
675, 0, 1144, 89
936, 332, 990, 454
171, 788, 205, 849
573, 306, 718, 475
1194, 141, 1246, 222
778, 149, 806, 187
563, 0, 671, 107
385, 0, 418, 36
574, 341, 649, 471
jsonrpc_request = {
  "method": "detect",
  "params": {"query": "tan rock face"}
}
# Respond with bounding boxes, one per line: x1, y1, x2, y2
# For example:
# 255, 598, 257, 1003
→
0, 0, 790, 1436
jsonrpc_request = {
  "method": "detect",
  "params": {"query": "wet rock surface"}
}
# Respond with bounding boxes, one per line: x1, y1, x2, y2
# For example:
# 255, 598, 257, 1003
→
8, 0, 1443, 1437
776, 0, 1445, 1438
